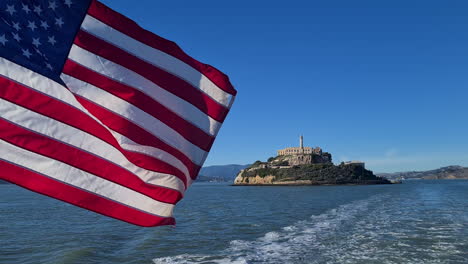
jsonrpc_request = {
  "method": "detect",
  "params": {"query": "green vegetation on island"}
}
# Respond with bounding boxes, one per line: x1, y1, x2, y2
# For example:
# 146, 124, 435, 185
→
235, 157, 390, 185
234, 138, 391, 185
240, 162, 389, 184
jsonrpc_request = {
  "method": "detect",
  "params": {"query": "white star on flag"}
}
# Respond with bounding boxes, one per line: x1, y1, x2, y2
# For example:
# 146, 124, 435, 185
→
64, 0, 73, 8
0, 34, 7, 45
6, 5, 16, 15
55, 17, 64, 27
27, 21, 38, 31
22, 49, 32, 58
12, 22, 21, 31
12, 32, 21, 42
22, 4, 31, 14
32, 38, 41, 48
40, 21, 50, 30
49, 1, 58, 10
48, 36, 56, 45
34, 5, 42, 15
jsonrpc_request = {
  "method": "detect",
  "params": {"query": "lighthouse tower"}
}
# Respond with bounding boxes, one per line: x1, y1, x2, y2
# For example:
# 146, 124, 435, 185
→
300, 135, 304, 151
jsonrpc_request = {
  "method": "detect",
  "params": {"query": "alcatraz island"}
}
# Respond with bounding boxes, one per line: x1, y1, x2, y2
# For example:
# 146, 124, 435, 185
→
234, 136, 391, 186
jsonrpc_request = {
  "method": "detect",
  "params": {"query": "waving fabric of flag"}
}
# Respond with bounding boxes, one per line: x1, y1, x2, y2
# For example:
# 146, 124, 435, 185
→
0, 0, 236, 226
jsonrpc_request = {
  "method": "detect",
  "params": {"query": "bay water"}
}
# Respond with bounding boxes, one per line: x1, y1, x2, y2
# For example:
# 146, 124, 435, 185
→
1, 180, 467, 263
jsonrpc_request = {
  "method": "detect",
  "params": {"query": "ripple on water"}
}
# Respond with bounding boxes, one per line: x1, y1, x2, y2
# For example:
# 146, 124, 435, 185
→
2, 182, 468, 264
153, 183, 468, 264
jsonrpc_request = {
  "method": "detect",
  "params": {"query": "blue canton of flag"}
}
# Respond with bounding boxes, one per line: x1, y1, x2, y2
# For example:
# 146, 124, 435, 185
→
0, 0, 90, 83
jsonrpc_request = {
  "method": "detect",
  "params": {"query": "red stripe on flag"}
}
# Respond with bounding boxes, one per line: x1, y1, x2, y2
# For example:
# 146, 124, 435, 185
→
75, 96, 202, 180
0, 76, 190, 186
0, 161, 175, 227
74, 30, 229, 123
0, 118, 182, 204
88, 0, 237, 96
63, 59, 215, 152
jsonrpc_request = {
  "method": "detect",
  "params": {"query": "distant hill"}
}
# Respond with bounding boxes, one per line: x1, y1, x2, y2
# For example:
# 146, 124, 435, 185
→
196, 175, 226, 182
378, 166, 468, 180
0, 180, 8, 184
197, 164, 250, 182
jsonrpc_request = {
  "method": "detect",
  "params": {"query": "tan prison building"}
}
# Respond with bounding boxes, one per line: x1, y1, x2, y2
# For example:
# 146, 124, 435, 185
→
277, 136, 323, 156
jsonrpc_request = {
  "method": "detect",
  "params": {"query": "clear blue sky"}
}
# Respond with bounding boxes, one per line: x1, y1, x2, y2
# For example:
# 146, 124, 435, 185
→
100, 0, 468, 173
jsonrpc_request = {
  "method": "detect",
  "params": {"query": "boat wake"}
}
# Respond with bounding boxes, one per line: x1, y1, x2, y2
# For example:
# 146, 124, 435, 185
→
153, 195, 383, 264
153, 188, 468, 264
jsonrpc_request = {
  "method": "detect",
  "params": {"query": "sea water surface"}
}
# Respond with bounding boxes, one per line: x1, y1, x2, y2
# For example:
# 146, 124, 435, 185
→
1, 180, 468, 264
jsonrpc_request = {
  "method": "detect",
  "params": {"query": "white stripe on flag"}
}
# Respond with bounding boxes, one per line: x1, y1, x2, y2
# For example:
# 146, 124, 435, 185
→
0, 139, 174, 217
0, 57, 80, 110
62, 74, 208, 166
0, 58, 188, 191
81, 15, 234, 108
109, 130, 192, 185
0, 98, 186, 193
67, 45, 222, 136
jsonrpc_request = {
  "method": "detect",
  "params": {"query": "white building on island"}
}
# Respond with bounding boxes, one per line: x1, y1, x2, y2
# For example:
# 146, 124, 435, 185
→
277, 135, 323, 156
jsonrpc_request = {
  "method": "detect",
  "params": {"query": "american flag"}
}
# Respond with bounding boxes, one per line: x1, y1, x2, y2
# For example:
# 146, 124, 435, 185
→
0, 0, 236, 226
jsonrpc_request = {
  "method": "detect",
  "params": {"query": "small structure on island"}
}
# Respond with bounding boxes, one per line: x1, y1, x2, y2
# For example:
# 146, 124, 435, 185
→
343, 161, 365, 169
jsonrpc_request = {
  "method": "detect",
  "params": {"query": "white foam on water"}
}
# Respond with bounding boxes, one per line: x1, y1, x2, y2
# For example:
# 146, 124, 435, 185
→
153, 196, 379, 264
153, 255, 248, 264
153, 189, 468, 264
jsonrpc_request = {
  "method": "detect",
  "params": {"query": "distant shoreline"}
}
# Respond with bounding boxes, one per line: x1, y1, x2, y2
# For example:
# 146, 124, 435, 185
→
231, 181, 395, 187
